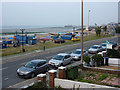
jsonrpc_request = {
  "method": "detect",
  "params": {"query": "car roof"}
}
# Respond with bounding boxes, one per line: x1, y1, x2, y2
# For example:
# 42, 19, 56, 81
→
57, 53, 69, 56
76, 49, 86, 51
92, 45, 100, 47
31, 59, 46, 63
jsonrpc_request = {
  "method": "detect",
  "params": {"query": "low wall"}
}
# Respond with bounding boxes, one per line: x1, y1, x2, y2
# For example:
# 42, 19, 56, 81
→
109, 58, 120, 66
55, 78, 116, 89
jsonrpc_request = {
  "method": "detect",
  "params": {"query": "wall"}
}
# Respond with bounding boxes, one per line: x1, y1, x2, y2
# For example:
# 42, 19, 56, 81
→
55, 78, 116, 89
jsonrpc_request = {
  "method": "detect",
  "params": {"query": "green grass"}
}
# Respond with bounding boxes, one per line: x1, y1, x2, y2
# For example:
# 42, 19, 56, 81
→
2, 34, 112, 57
98, 74, 108, 81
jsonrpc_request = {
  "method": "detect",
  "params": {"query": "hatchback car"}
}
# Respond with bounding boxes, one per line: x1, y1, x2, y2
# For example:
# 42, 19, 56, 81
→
88, 45, 102, 54
17, 59, 48, 78
70, 49, 88, 60
100, 43, 106, 51
48, 53, 72, 68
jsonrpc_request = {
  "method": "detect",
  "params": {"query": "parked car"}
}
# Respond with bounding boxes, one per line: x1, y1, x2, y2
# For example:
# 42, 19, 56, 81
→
70, 49, 88, 60
54, 38, 65, 43
17, 59, 48, 78
88, 45, 102, 54
71, 37, 80, 41
100, 43, 106, 51
48, 53, 72, 69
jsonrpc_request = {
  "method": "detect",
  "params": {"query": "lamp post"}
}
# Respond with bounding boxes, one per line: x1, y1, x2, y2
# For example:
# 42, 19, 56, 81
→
88, 10, 91, 29
20, 29, 25, 52
81, 0, 83, 65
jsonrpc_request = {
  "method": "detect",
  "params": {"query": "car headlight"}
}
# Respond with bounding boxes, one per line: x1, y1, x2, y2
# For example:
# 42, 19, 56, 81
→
17, 69, 20, 72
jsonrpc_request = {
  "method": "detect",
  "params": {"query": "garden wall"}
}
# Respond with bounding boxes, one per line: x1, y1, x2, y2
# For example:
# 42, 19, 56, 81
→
54, 78, 116, 88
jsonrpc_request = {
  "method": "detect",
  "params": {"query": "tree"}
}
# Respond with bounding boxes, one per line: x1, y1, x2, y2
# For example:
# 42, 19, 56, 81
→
95, 26, 101, 37
115, 26, 120, 33
103, 25, 107, 34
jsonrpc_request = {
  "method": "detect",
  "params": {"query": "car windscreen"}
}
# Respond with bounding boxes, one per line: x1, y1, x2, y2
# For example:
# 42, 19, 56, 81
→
101, 44, 106, 46
92, 46, 98, 49
25, 62, 38, 68
73, 51, 81, 54
53, 55, 64, 60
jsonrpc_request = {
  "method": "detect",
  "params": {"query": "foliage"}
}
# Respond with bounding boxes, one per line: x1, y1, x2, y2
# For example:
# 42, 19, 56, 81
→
92, 54, 104, 66
107, 49, 120, 58
83, 56, 91, 64
98, 74, 108, 81
115, 26, 120, 33
103, 25, 107, 34
95, 26, 101, 37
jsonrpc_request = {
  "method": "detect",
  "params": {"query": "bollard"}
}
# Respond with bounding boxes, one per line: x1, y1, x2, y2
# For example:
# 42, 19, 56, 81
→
58, 66, 66, 79
37, 74, 46, 84
48, 70, 57, 88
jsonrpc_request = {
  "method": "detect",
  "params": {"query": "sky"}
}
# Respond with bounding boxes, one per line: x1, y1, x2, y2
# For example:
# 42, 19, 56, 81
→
2, 1, 118, 27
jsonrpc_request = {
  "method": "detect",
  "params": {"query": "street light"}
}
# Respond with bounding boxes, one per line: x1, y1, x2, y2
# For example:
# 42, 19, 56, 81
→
88, 10, 91, 29
81, 0, 83, 66
20, 29, 25, 52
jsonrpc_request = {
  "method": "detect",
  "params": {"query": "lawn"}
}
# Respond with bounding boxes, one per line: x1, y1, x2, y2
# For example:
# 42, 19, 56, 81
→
2, 34, 112, 57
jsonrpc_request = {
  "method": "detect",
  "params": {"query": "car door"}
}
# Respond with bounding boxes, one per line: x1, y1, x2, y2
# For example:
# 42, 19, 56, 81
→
63, 55, 71, 65
35, 62, 46, 74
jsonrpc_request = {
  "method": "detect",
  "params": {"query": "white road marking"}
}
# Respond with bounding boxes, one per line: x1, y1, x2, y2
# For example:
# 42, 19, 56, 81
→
0, 67, 8, 71
4, 78, 8, 80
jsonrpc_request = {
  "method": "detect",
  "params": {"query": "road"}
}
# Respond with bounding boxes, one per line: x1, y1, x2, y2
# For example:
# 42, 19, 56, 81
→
2, 36, 118, 88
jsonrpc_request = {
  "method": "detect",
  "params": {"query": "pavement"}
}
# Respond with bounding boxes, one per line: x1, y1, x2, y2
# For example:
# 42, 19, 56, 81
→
1, 36, 118, 88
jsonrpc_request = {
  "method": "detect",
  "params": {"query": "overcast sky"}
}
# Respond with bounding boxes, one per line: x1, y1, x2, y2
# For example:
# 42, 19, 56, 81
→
2, 1, 118, 27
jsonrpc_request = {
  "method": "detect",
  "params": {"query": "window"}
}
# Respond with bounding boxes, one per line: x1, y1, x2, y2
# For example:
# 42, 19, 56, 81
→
64, 55, 71, 59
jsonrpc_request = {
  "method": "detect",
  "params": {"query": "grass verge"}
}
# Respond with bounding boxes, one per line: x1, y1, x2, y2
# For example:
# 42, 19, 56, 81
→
2, 34, 112, 57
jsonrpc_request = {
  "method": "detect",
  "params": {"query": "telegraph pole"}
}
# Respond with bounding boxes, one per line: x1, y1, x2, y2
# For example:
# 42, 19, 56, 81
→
81, 0, 83, 65
20, 29, 25, 52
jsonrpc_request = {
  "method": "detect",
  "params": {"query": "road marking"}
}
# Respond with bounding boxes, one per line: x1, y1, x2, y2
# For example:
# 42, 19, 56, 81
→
4, 78, 8, 80
0, 67, 8, 71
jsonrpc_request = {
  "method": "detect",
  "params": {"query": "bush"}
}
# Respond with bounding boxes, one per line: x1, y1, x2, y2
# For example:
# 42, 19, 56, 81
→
83, 56, 90, 64
92, 54, 104, 67
107, 49, 120, 58
115, 26, 120, 33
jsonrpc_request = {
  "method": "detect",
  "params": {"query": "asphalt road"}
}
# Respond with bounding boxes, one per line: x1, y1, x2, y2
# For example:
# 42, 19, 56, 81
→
2, 36, 118, 88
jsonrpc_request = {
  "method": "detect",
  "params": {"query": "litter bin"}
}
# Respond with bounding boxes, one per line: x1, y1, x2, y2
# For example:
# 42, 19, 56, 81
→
67, 65, 78, 80
105, 57, 109, 66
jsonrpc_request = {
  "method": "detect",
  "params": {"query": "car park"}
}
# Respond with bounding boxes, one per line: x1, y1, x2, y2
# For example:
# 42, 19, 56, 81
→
88, 45, 102, 54
100, 43, 106, 51
17, 59, 48, 78
48, 53, 72, 69
70, 49, 88, 60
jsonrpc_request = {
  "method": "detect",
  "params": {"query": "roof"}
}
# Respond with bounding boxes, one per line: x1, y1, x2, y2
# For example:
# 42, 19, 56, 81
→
31, 59, 46, 63
76, 49, 86, 51
58, 53, 69, 56
93, 45, 100, 47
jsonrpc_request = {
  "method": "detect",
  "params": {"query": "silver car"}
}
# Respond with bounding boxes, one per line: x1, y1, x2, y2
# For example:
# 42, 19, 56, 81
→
48, 53, 72, 68
71, 49, 88, 60
88, 45, 102, 54
100, 43, 106, 51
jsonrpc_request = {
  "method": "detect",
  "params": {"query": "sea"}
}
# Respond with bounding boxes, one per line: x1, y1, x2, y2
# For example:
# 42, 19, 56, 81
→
1, 25, 81, 33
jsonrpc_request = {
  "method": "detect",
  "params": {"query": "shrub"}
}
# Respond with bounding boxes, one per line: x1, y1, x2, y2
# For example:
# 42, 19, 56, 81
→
107, 49, 120, 58
83, 56, 91, 64
92, 54, 104, 67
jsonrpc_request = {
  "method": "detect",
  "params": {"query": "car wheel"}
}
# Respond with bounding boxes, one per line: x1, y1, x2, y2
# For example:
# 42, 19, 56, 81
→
31, 73, 35, 78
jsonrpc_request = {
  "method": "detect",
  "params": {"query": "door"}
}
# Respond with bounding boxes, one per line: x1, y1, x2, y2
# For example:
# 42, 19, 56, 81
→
63, 55, 71, 65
